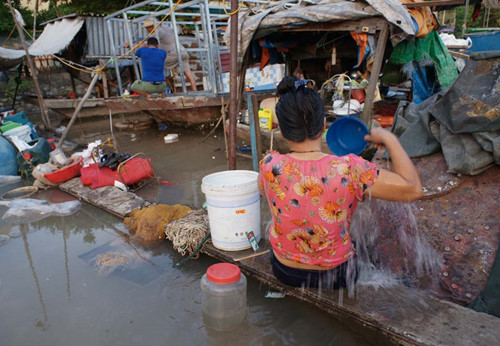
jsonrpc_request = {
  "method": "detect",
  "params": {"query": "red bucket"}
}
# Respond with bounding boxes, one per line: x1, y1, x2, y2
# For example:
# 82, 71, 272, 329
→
81, 158, 154, 189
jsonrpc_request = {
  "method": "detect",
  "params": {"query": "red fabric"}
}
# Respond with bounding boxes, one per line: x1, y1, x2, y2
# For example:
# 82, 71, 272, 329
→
80, 158, 154, 189
260, 46, 270, 70
472, 3, 481, 21
350, 32, 368, 67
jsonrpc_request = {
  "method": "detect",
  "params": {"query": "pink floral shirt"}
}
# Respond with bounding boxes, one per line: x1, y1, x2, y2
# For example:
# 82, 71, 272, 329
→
259, 153, 379, 268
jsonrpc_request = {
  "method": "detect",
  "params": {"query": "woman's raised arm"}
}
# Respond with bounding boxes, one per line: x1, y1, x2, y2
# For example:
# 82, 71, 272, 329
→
364, 128, 423, 202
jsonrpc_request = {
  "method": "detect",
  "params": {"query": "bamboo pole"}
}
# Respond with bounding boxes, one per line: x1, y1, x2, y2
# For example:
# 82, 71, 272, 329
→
7, 0, 52, 131
228, 0, 239, 170
56, 72, 100, 149
33, 0, 39, 39
360, 20, 389, 127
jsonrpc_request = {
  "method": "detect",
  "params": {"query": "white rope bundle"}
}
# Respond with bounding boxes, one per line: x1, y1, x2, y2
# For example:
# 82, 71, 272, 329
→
164, 210, 210, 257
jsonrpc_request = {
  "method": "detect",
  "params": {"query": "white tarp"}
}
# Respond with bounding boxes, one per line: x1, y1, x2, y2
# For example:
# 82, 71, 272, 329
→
0, 18, 84, 68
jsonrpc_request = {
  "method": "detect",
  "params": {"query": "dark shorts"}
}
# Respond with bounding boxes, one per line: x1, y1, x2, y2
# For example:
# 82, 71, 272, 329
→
270, 252, 357, 290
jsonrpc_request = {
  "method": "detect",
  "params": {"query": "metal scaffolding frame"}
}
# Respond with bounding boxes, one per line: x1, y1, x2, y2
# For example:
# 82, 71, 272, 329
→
103, 0, 233, 96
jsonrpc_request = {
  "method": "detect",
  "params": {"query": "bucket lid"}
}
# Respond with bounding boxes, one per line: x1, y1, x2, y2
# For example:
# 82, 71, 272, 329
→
206, 263, 241, 284
201, 170, 258, 196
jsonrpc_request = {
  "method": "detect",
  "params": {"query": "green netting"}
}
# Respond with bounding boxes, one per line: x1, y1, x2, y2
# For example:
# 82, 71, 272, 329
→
390, 31, 458, 89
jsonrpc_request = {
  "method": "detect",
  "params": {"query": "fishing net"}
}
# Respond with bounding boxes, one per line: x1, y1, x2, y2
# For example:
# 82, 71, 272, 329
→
124, 204, 192, 241
164, 209, 210, 258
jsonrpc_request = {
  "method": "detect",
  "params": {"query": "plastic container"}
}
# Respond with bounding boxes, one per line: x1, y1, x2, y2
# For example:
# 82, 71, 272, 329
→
4, 111, 28, 125
326, 116, 369, 156
44, 156, 83, 184
3, 125, 32, 142
0, 121, 22, 134
164, 134, 179, 143
0, 136, 18, 175
258, 108, 272, 130
201, 170, 261, 251
49, 148, 68, 166
201, 263, 247, 331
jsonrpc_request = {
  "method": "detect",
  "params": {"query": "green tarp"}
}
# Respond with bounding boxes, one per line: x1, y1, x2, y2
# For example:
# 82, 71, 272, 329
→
390, 31, 458, 89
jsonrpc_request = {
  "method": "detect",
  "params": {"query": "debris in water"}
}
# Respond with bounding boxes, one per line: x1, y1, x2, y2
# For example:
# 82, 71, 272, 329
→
164, 134, 179, 143
265, 291, 286, 299
96, 252, 130, 267
0, 234, 10, 247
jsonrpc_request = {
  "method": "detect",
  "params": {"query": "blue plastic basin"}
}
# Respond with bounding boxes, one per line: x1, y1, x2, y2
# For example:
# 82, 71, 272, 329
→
326, 116, 369, 156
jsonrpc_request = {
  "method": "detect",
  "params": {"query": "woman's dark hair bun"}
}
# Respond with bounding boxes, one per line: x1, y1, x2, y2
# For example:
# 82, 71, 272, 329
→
276, 76, 296, 97
275, 76, 325, 143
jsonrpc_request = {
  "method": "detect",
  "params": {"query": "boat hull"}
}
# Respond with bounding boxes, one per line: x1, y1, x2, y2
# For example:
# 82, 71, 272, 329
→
105, 95, 228, 125
24, 97, 108, 118
24, 95, 227, 125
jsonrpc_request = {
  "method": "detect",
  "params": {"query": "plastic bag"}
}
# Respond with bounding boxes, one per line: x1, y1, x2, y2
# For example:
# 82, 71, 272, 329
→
0, 198, 81, 224
71, 140, 102, 167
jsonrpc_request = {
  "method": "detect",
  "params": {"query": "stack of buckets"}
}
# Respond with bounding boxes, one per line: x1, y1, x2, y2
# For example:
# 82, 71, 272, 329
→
1, 111, 38, 142
201, 170, 261, 251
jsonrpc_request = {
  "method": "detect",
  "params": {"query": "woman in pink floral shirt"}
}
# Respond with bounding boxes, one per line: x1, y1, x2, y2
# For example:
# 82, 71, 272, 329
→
259, 77, 422, 289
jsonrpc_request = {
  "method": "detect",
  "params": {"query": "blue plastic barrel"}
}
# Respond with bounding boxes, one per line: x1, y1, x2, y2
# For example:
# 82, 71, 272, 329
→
0, 136, 19, 176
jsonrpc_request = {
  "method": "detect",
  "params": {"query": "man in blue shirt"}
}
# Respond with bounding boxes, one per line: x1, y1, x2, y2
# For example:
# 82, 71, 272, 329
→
130, 37, 167, 94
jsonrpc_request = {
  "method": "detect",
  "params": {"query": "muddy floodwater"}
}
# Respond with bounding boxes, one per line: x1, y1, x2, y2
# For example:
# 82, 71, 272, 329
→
0, 119, 387, 345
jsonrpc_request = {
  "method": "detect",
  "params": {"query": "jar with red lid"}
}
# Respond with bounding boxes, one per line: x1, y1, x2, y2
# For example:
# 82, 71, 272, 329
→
201, 263, 247, 331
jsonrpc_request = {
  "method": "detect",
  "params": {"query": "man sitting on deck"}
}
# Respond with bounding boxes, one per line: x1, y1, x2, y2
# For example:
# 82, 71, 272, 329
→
142, 19, 197, 92
130, 37, 167, 95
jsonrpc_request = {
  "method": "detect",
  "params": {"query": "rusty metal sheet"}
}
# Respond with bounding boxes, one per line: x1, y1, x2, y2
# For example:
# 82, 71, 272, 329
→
373, 152, 499, 304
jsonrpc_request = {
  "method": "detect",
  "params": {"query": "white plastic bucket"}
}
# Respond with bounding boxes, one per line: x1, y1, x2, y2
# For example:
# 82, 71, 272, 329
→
3, 125, 32, 142
201, 170, 261, 251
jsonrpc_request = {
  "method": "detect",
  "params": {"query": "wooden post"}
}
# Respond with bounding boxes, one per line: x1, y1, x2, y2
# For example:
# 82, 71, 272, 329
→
102, 71, 109, 99
50, 0, 60, 18
248, 94, 259, 172
361, 20, 389, 127
7, 0, 52, 131
228, 0, 239, 170
56, 72, 100, 149
251, 94, 262, 158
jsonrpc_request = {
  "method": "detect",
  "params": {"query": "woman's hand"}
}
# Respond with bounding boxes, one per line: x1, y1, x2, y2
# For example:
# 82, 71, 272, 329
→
364, 127, 394, 150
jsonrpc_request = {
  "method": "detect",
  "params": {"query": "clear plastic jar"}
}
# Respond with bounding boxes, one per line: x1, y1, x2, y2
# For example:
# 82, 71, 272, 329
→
201, 263, 247, 331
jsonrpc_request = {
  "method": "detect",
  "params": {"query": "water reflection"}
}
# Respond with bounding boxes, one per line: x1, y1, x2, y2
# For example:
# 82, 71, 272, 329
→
63, 226, 71, 301
20, 224, 50, 330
